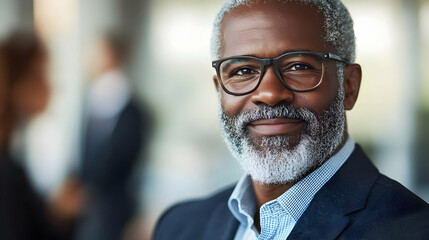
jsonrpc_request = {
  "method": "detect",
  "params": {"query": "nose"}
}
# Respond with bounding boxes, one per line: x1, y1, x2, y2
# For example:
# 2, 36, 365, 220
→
250, 66, 294, 106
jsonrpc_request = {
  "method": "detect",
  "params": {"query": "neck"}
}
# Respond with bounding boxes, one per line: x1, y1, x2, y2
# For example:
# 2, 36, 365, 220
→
252, 181, 294, 209
252, 181, 294, 233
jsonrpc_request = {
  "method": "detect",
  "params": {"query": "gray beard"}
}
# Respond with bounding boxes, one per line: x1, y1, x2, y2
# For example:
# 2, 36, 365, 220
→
218, 69, 346, 185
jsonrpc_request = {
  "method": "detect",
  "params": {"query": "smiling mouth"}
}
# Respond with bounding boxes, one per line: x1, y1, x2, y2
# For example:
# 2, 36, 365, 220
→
247, 118, 305, 136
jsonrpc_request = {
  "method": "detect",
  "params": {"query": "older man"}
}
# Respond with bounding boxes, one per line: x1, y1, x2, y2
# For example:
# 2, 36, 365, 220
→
154, 0, 429, 239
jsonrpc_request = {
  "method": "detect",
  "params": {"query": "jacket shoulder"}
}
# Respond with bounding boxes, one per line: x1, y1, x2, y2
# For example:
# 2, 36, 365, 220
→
153, 185, 235, 240
358, 175, 429, 239
366, 174, 428, 213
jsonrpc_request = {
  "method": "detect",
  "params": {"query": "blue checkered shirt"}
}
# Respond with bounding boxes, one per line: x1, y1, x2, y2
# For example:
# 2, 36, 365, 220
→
228, 137, 355, 240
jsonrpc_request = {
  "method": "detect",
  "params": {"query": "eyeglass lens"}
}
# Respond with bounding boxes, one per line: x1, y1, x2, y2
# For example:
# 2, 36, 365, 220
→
218, 53, 324, 94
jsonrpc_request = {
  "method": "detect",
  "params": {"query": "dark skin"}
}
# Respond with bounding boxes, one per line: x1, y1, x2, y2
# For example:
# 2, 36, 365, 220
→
213, 2, 362, 231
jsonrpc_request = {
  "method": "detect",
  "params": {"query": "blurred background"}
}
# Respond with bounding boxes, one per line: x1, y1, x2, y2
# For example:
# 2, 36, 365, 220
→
0, 0, 428, 239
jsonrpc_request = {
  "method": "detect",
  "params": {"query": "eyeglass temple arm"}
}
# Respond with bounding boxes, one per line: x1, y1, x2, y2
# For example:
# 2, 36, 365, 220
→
326, 53, 349, 64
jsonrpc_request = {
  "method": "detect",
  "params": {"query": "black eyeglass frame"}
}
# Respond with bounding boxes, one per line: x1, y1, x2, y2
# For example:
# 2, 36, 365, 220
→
211, 51, 349, 96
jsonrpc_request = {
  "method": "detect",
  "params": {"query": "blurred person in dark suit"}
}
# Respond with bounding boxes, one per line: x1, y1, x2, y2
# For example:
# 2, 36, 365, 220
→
0, 31, 74, 240
72, 33, 152, 240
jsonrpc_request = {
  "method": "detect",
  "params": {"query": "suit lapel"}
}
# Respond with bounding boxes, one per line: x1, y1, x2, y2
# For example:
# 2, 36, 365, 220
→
288, 145, 380, 240
202, 189, 240, 240
218, 213, 240, 240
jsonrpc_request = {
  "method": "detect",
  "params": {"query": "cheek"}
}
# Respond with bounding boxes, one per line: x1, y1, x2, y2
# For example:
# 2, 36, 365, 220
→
220, 92, 251, 117
292, 72, 340, 115
312, 73, 340, 113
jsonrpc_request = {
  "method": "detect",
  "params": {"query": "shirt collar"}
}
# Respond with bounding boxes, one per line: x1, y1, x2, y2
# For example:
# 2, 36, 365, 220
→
228, 174, 257, 226
228, 136, 355, 224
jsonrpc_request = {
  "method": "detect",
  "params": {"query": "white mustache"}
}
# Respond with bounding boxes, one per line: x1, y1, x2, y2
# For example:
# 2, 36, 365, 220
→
222, 104, 318, 135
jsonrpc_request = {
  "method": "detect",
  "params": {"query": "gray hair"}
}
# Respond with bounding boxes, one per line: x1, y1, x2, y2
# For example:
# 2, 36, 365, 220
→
210, 0, 356, 63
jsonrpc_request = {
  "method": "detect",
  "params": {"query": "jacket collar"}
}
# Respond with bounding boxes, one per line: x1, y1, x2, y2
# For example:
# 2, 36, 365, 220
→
287, 145, 379, 239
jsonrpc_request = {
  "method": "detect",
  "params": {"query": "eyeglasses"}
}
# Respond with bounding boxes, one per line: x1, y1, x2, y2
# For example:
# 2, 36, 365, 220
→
212, 51, 348, 96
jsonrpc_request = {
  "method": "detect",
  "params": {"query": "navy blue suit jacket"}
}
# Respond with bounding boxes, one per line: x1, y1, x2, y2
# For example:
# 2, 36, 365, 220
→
153, 145, 429, 240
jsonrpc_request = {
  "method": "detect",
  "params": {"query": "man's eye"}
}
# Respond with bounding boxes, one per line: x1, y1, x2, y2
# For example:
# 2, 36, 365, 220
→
231, 67, 256, 77
290, 63, 313, 71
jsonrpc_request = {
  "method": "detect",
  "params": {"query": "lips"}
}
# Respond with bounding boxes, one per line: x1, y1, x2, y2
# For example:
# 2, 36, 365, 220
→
247, 118, 305, 136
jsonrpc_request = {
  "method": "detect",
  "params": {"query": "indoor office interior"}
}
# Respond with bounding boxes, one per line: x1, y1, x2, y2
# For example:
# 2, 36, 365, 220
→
0, 0, 428, 239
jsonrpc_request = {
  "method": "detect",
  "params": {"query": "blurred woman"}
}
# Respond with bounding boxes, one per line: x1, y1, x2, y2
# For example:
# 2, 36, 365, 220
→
0, 31, 70, 240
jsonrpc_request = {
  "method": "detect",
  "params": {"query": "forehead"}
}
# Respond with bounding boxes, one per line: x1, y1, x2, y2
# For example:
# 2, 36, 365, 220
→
220, 1, 329, 58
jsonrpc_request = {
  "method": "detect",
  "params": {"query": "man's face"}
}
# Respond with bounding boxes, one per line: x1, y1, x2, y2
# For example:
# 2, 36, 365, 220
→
216, 2, 347, 184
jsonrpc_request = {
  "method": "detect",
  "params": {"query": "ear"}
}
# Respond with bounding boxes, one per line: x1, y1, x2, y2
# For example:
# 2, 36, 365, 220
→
343, 64, 361, 110
213, 75, 220, 92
